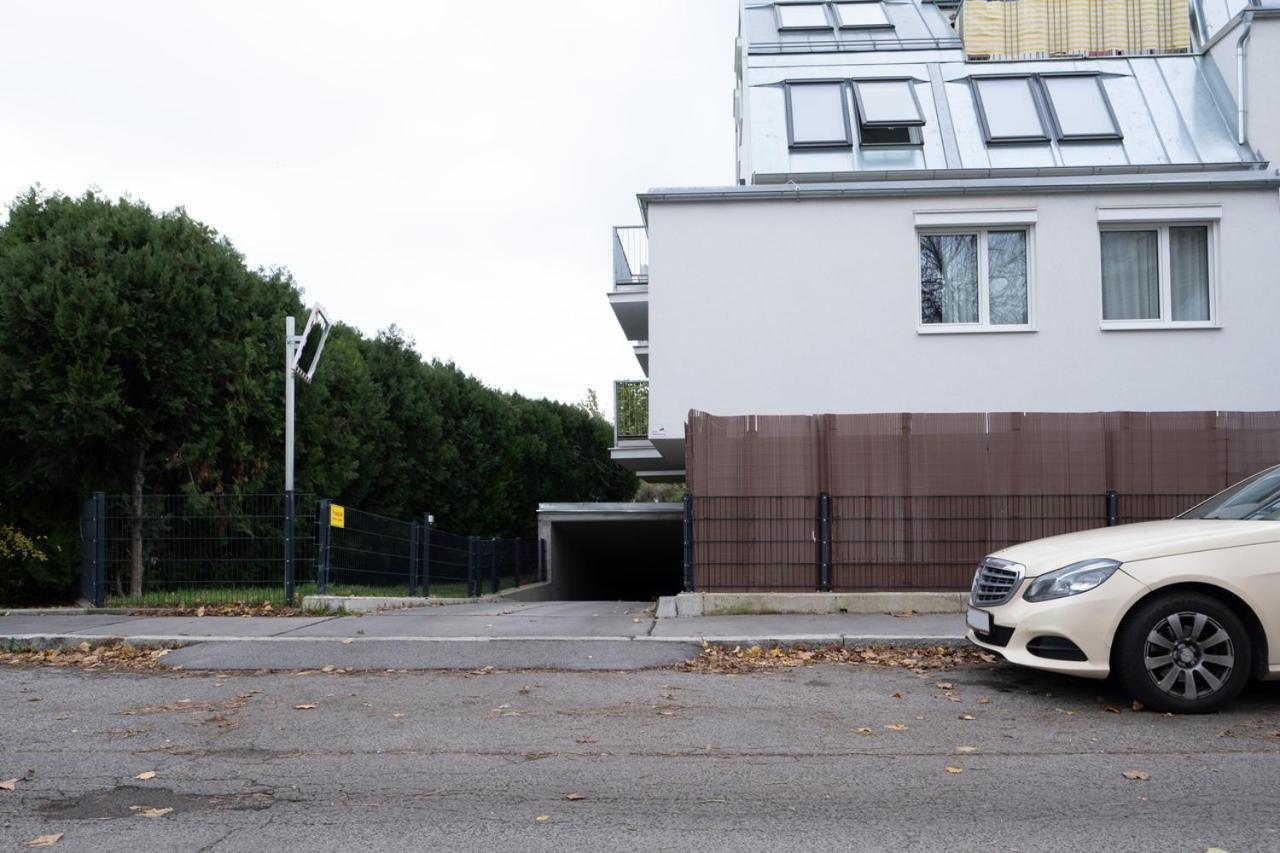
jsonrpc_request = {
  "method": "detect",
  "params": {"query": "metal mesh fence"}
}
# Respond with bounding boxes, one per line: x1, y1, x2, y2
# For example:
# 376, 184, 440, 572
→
93, 493, 315, 607
81, 494, 539, 607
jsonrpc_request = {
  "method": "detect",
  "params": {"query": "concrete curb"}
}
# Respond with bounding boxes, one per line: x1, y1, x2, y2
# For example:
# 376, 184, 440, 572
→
658, 592, 969, 618
2, 632, 969, 653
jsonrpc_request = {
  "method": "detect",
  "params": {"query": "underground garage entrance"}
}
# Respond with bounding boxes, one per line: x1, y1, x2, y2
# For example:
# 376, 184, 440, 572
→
537, 503, 684, 600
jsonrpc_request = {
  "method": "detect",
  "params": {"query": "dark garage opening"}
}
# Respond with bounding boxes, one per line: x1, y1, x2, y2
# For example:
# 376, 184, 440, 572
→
539, 504, 683, 601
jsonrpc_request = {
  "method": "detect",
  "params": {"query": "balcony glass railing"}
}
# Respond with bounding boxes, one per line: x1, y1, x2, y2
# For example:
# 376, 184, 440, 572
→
613, 226, 648, 286
614, 380, 649, 442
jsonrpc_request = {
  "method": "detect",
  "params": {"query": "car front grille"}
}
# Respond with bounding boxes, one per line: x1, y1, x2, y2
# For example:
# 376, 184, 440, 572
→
970, 558, 1024, 606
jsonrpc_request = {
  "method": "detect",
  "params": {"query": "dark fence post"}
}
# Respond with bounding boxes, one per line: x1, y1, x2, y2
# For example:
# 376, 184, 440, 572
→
512, 538, 522, 589
818, 492, 831, 592
1106, 490, 1118, 527
490, 538, 500, 594
682, 493, 694, 593
82, 492, 107, 607
317, 498, 331, 595
538, 537, 547, 583
467, 536, 478, 598
283, 490, 296, 606
409, 522, 421, 596
421, 514, 432, 598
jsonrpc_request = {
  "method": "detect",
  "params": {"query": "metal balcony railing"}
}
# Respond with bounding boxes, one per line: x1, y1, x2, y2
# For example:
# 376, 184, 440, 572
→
614, 380, 649, 443
613, 226, 648, 287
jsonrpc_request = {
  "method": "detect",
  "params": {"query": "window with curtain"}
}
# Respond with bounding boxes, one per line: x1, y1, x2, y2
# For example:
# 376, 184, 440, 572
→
1100, 224, 1213, 326
920, 229, 1031, 328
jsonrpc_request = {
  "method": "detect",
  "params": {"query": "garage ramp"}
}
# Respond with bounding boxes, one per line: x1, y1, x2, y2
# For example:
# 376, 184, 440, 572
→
537, 503, 683, 601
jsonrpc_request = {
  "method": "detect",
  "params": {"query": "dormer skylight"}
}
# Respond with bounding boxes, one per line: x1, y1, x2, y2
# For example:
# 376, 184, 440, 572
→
853, 79, 924, 145
776, 3, 832, 29
971, 77, 1048, 144
774, 2, 895, 32
785, 81, 853, 148
972, 74, 1123, 145
1041, 75, 1123, 141
834, 2, 892, 28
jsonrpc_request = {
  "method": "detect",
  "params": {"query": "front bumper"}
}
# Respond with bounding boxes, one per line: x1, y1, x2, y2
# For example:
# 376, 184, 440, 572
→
967, 568, 1149, 679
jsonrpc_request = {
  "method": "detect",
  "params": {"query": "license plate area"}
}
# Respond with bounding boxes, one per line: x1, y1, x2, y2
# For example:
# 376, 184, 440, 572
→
966, 607, 992, 634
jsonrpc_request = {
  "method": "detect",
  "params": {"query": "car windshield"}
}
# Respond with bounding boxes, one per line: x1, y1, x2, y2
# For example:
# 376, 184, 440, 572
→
1180, 466, 1280, 521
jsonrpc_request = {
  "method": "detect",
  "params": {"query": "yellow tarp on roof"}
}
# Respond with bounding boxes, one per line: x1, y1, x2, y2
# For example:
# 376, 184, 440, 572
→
962, 0, 1191, 59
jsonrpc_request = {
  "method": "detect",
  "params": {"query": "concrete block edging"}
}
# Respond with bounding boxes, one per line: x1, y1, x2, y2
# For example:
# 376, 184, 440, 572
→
659, 591, 968, 618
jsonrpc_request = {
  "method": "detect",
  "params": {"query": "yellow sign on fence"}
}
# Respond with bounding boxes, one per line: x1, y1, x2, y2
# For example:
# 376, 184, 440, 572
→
330, 504, 345, 529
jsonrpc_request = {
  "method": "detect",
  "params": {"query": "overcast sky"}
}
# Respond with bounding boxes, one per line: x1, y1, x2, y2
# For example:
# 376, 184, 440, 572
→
0, 1, 738, 415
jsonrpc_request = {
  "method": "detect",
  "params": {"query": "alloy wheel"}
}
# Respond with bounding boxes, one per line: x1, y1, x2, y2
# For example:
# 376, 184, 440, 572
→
1142, 611, 1235, 701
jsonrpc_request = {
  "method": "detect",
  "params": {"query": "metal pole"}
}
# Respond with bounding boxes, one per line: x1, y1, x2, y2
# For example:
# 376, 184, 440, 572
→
93, 491, 107, 608
421, 513, 432, 598
467, 536, 478, 598
512, 538, 521, 589
317, 499, 331, 595
490, 538, 499, 594
682, 493, 694, 593
1106, 490, 1118, 527
284, 316, 297, 605
818, 492, 831, 592
538, 537, 547, 583
409, 523, 420, 596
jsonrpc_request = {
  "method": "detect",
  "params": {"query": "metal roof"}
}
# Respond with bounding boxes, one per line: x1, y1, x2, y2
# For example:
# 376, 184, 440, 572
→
741, 53, 1260, 180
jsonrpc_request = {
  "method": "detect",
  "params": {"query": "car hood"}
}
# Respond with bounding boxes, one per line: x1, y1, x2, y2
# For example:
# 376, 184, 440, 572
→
988, 519, 1280, 576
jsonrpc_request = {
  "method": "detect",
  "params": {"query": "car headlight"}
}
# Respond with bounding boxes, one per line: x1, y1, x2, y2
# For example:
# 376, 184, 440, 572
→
1022, 559, 1121, 602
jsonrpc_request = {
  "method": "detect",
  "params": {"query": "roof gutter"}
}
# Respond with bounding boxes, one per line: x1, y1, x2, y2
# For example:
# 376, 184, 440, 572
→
638, 170, 1280, 211
1236, 9, 1254, 146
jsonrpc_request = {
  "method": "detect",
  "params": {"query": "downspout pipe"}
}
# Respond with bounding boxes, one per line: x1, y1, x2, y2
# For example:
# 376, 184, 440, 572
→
1236, 10, 1254, 146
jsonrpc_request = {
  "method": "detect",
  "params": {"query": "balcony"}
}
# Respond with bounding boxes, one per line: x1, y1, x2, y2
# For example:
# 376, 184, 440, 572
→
609, 226, 649, 345
613, 226, 648, 286
614, 379, 649, 442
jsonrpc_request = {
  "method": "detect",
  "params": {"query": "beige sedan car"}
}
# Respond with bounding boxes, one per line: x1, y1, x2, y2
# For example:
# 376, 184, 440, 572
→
968, 464, 1280, 712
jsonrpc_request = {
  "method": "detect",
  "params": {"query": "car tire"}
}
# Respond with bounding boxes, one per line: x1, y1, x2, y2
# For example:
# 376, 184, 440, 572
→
1114, 591, 1252, 714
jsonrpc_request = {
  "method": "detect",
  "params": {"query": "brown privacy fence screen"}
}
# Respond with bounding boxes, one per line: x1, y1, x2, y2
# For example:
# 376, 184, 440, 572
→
685, 411, 1280, 592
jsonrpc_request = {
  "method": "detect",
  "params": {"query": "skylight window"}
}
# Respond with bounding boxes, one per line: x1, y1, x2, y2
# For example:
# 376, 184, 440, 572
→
834, 2, 893, 28
972, 77, 1049, 143
786, 82, 852, 148
853, 79, 923, 146
1041, 75, 1122, 141
776, 3, 831, 29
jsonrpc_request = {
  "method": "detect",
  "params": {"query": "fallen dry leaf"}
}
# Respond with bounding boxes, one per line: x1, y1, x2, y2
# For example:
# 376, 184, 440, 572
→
321, 665, 335, 673
959, 714, 975, 721
884, 723, 908, 732
25, 832, 63, 848
1131, 700, 1145, 712
130, 806, 174, 818
566, 793, 586, 801
534, 815, 550, 823
1104, 705, 1123, 714
134, 771, 157, 781
955, 746, 978, 753
519, 685, 532, 695
77, 642, 91, 653
677, 643, 987, 674
977, 698, 990, 705
575, 735, 597, 744
341, 639, 354, 645
0, 778, 17, 791
936, 682, 954, 690
854, 727, 874, 735
294, 704, 317, 710
945, 766, 964, 774
1122, 770, 1152, 781
890, 692, 903, 699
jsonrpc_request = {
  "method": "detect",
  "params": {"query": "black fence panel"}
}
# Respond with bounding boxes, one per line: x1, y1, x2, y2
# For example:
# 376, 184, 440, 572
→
96, 493, 315, 607
324, 506, 416, 593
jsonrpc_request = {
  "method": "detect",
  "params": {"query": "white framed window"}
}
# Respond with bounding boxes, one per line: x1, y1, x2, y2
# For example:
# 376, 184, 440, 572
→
785, 81, 852, 148
918, 227, 1034, 332
776, 3, 831, 29
1099, 221, 1217, 329
834, 2, 893, 28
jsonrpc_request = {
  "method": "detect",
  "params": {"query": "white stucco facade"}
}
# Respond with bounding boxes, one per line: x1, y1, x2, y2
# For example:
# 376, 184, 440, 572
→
645, 182, 1280, 445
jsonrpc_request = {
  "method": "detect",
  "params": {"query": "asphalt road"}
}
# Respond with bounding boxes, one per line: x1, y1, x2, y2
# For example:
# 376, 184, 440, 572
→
3, 657, 1279, 852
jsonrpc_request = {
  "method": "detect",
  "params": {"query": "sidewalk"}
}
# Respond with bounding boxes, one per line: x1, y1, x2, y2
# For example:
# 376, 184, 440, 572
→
0, 600, 967, 670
